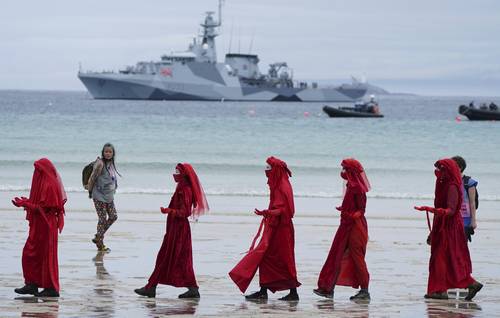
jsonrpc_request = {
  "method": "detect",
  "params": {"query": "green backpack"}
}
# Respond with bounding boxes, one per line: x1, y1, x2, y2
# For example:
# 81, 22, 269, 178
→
82, 161, 97, 198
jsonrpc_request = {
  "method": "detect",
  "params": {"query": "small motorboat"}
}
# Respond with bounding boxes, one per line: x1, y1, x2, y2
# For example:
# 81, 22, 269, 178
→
323, 104, 384, 118
458, 105, 500, 121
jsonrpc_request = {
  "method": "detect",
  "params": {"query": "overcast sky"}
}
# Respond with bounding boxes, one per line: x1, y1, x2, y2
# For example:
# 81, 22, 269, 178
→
1, 0, 499, 95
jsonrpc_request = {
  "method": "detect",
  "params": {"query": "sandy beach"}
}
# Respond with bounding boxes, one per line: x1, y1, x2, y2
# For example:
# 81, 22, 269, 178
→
0, 193, 498, 317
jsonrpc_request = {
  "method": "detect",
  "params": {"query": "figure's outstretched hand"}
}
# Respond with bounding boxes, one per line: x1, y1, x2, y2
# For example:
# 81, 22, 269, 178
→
162, 208, 177, 216
161, 207, 177, 215
254, 209, 265, 216
414, 206, 433, 212
12, 197, 22, 207
12, 197, 27, 208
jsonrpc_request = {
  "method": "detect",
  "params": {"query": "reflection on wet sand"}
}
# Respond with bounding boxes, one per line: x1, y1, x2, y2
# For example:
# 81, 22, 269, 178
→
314, 299, 370, 318
426, 299, 482, 317
16, 297, 59, 318
266, 300, 299, 312
93, 251, 111, 279
315, 299, 334, 311
143, 298, 199, 316
314, 299, 369, 318
232, 299, 299, 315
88, 251, 115, 317
2, 209, 498, 317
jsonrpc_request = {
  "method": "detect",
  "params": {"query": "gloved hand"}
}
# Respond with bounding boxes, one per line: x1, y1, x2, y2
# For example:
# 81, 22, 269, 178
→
414, 206, 449, 215
254, 209, 266, 216
12, 197, 26, 207
12, 197, 37, 210
414, 205, 433, 212
160, 207, 175, 214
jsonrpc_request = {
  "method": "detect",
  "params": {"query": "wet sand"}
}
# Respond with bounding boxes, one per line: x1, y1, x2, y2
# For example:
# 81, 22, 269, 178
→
0, 194, 498, 317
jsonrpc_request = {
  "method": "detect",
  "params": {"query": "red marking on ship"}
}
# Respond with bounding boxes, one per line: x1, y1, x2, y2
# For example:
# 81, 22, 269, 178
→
161, 68, 173, 77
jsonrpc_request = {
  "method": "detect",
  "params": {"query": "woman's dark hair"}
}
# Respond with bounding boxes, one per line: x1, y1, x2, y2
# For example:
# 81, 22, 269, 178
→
101, 143, 122, 177
452, 155, 466, 173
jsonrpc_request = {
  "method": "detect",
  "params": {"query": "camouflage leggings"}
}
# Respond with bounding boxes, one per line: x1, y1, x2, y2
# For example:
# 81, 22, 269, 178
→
93, 199, 118, 240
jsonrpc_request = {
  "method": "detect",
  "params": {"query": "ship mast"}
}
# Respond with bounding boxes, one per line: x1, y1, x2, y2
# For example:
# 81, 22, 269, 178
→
198, 0, 223, 63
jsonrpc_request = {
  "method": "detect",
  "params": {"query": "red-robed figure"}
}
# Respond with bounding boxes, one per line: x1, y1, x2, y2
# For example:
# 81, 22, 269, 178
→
229, 156, 301, 301
135, 163, 208, 299
12, 158, 66, 298
414, 159, 482, 300
314, 158, 371, 301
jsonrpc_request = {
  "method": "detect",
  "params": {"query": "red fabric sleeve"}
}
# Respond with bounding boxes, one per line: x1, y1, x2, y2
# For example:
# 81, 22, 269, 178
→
270, 191, 286, 216
446, 185, 459, 215
173, 188, 193, 218
354, 193, 367, 213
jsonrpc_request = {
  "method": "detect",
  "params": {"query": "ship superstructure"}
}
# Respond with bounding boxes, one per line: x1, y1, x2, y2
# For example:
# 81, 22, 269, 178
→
78, 1, 367, 101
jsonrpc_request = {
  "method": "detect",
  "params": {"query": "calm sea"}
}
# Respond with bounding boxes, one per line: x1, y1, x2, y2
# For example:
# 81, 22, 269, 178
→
1, 90, 499, 209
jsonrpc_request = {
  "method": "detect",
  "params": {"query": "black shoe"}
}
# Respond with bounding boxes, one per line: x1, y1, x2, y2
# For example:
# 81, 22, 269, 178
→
278, 292, 299, 301
178, 287, 200, 299
313, 288, 333, 299
245, 290, 268, 300
14, 284, 38, 295
35, 288, 59, 298
350, 290, 371, 301
424, 292, 448, 300
134, 286, 156, 298
465, 282, 483, 301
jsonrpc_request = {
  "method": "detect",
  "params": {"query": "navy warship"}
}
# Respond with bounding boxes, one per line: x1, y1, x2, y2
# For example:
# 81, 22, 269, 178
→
78, 1, 367, 101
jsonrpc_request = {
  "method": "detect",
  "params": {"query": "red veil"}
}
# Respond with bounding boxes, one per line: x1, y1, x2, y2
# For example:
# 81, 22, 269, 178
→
434, 159, 463, 210
341, 158, 371, 194
266, 156, 295, 218
30, 158, 67, 232
177, 163, 209, 218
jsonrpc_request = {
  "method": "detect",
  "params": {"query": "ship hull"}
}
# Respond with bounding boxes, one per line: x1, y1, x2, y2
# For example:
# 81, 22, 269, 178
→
323, 105, 384, 118
458, 105, 500, 121
78, 73, 366, 102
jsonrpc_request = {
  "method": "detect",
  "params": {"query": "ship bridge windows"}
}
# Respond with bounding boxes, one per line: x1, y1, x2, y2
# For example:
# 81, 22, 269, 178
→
161, 55, 195, 63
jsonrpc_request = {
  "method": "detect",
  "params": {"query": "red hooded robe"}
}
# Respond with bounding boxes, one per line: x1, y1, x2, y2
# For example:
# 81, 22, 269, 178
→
229, 156, 301, 293
427, 159, 475, 294
317, 158, 370, 292
20, 158, 66, 292
146, 163, 208, 288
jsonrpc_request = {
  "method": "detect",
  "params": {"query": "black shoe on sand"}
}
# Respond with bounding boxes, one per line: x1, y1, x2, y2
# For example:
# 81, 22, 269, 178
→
313, 288, 333, 299
245, 290, 268, 300
35, 288, 59, 298
179, 287, 200, 299
350, 289, 370, 301
134, 286, 156, 298
424, 292, 448, 300
278, 292, 299, 301
14, 284, 38, 295
465, 282, 483, 301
